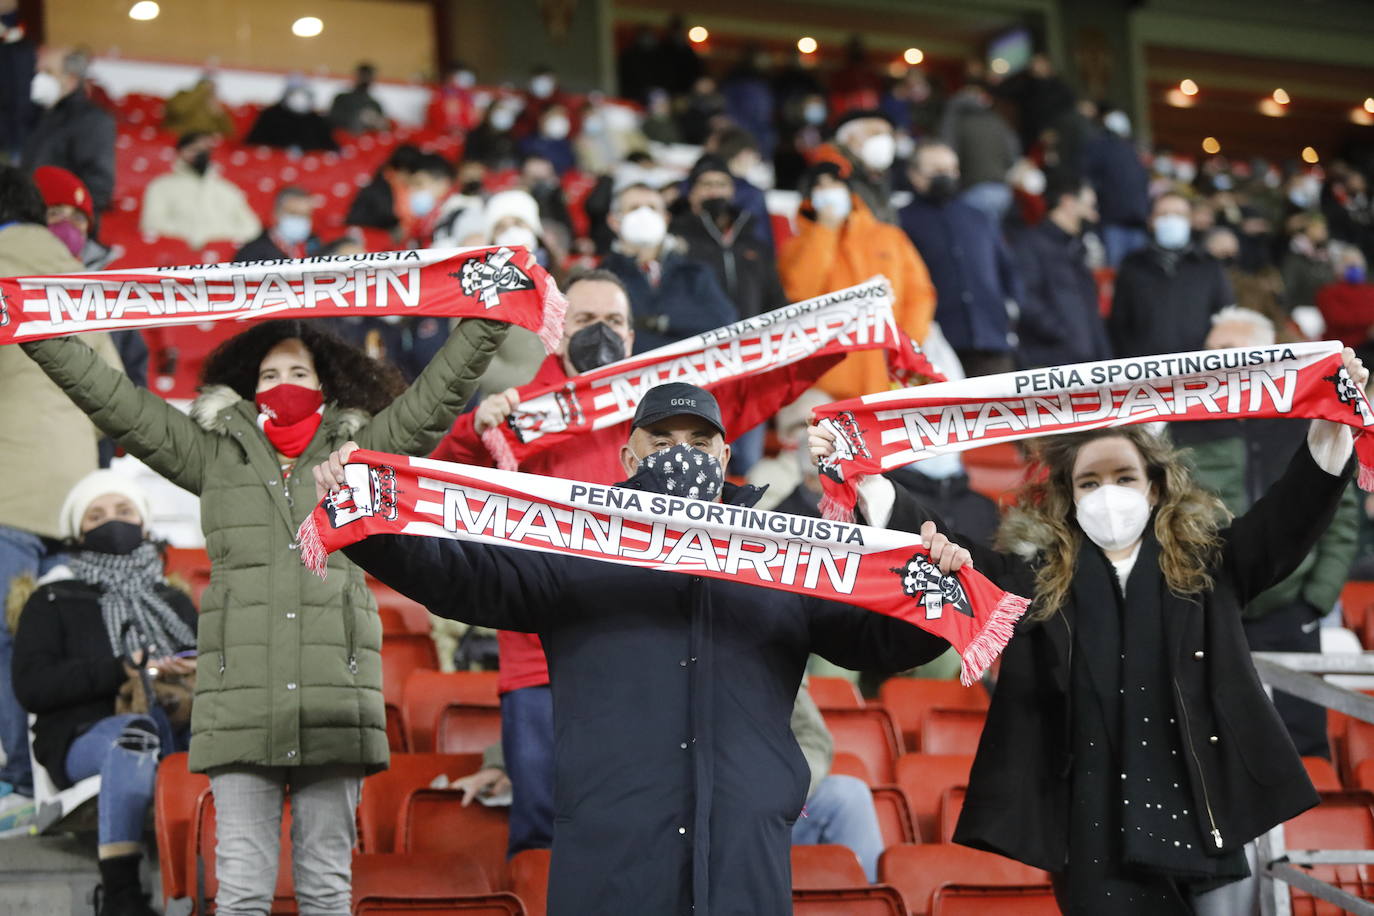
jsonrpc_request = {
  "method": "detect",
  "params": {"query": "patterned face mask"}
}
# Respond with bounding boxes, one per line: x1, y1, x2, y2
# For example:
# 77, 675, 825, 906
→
629, 442, 725, 501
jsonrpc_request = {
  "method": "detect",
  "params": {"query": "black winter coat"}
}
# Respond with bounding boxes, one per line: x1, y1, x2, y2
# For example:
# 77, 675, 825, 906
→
602, 248, 738, 354
672, 209, 787, 320
885, 443, 1345, 872
12, 577, 198, 789
344, 486, 947, 916
1011, 220, 1112, 368
1108, 245, 1233, 358
21, 90, 116, 212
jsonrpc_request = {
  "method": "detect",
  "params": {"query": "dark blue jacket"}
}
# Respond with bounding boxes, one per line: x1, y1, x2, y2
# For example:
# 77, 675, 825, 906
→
602, 247, 738, 353
899, 196, 1021, 353
1083, 131, 1151, 228
1010, 221, 1112, 368
343, 483, 947, 916
1109, 245, 1234, 358
733, 176, 774, 250
519, 135, 577, 176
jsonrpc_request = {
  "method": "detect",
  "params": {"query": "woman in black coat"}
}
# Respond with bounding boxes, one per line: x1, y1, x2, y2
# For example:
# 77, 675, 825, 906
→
810, 348, 1365, 914
12, 471, 198, 916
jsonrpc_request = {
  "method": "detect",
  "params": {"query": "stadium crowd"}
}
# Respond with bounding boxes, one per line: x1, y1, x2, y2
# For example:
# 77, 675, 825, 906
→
4, 8, 1374, 916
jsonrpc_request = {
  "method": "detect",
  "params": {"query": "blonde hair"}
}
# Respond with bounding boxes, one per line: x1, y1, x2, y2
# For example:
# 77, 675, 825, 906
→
996, 427, 1227, 621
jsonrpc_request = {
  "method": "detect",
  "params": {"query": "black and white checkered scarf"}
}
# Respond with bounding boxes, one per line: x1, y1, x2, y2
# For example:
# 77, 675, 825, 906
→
66, 542, 196, 660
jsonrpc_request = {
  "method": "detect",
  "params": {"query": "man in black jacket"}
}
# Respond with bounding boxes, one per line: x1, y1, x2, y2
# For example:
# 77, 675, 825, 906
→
22, 47, 115, 216
1109, 191, 1234, 358
316, 383, 949, 916
1010, 174, 1112, 368
672, 155, 787, 321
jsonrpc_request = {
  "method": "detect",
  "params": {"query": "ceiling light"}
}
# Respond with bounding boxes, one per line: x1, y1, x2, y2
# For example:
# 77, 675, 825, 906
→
128, 1, 159, 20
292, 16, 323, 38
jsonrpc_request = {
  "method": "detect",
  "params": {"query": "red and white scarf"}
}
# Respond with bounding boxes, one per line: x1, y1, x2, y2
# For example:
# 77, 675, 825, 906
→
0, 246, 567, 352
815, 342, 1374, 520
480, 277, 945, 470
297, 450, 1028, 684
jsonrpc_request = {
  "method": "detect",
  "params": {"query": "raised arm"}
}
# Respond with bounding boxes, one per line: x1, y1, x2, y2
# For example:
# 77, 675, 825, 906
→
354, 317, 509, 456
21, 336, 213, 494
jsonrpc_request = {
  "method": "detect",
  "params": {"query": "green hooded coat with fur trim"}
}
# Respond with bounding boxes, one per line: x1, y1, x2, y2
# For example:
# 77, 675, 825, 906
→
21, 319, 507, 774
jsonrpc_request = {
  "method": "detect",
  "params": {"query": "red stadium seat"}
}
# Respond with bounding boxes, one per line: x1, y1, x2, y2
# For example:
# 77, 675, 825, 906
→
820, 708, 902, 785
879, 843, 1050, 916
509, 848, 551, 916
354, 896, 526, 915
402, 670, 500, 753
399, 788, 511, 891
352, 852, 492, 903
791, 844, 867, 890
358, 752, 484, 853
792, 886, 907, 916
1356, 758, 1374, 792
937, 786, 967, 843
381, 637, 441, 751
367, 577, 433, 635
895, 753, 973, 845
872, 785, 919, 846
153, 752, 210, 905
189, 787, 296, 914
1283, 791, 1374, 915
930, 884, 1058, 916
877, 679, 989, 753
1341, 580, 1374, 635
920, 709, 986, 757
1304, 756, 1343, 791
831, 751, 873, 785
435, 703, 503, 756
809, 677, 863, 709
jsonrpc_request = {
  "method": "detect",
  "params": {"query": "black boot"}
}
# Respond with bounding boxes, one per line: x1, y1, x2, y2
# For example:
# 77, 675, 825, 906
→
95, 853, 157, 916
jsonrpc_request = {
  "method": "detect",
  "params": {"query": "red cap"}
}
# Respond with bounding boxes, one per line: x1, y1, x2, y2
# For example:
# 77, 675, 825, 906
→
32, 166, 94, 224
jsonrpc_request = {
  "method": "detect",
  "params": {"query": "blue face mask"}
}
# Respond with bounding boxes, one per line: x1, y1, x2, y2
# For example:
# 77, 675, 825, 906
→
1347, 265, 1367, 284
276, 213, 312, 244
1152, 213, 1191, 250
409, 189, 437, 218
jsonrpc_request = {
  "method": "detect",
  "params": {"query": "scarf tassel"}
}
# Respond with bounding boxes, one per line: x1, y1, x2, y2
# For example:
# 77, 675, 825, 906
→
819, 475, 864, 523
959, 590, 1030, 686
481, 426, 520, 472
296, 514, 329, 579
537, 274, 568, 354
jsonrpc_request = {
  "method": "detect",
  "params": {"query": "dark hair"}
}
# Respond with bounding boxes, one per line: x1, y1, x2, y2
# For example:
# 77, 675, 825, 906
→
177, 131, 211, 151
798, 161, 846, 198
274, 185, 311, 208
356, 63, 376, 80
1044, 172, 1086, 209
387, 144, 425, 173
201, 320, 406, 415
0, 166, 46, 225
412, 152, 456, 181
1152, 189, 1193, 214
712, 126, 758, 162
565, 267, 629, 298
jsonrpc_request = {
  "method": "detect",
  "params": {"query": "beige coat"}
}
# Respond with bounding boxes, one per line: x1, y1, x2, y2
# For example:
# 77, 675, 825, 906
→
139, 160, 262, 248
0, 224, 123, 538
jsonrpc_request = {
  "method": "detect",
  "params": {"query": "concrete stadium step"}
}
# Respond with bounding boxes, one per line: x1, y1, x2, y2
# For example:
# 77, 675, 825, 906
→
0, 834, 174, 916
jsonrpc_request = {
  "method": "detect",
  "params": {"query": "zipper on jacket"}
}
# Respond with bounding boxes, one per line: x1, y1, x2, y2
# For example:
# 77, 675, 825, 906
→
218, 588, 230, 675
343, 586, 358, 674
1173, 679, 1223, 848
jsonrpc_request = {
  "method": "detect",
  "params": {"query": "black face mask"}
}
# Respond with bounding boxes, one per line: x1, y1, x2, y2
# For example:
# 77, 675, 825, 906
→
701, 197, 738, 225
81, 520, 145, 555
623, 442, 725, 501
924, 174, 958, 204
460, 180, 484, 196
567, 322, 626, 373
188, 151, 212, 176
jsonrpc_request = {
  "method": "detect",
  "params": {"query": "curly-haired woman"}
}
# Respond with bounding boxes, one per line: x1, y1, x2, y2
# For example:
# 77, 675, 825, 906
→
809, 348, 1367, 915
21, 316, 506, 915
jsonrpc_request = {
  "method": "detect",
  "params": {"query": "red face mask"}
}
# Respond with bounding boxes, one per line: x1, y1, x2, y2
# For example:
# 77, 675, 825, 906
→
255, 384, 324, 457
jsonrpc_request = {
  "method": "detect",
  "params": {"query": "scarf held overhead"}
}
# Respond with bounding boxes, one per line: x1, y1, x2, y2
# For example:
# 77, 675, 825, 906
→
479, 276, 945, 470
0, 245, 567, 352
296, 450, 1025, 685
814, 341, 1374, 519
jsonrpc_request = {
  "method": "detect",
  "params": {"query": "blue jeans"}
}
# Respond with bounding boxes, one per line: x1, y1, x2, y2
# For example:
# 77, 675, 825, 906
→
500, 685, 554, 857
0, 524, 66, 796
1102, 224, 1148, 269
64, 714, 160, 846
791, 774, 883, 882
959, 182, 1013, 226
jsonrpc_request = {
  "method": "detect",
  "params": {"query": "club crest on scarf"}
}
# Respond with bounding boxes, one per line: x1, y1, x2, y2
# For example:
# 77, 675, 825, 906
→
892, 552, 974, 620
508, 385, 586, 441
817, 410, 872, 484
325, 464, 400, 528
637, 443, 725, 501
1324, 368, 1374, 423
455, 246, 535, 309
0, 289, 10, 327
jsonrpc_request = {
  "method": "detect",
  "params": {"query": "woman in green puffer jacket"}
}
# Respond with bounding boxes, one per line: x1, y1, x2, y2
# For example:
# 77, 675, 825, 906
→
22, 316, 506, 915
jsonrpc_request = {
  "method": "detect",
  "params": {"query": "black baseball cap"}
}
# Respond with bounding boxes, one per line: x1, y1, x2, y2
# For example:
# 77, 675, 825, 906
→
632, 383, 726, 438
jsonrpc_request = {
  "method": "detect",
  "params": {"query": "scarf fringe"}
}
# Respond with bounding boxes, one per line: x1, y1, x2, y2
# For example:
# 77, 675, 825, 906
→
482, 426, 519, 472
1362, 461, 1374, 492
959, 590, 1030, 686
819, 475, 864, 522
538, 274, 568, 354
296, 514, 329, 579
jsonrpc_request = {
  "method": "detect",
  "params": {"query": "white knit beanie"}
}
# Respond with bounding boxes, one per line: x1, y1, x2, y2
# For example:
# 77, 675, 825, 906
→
482, 189, 543, 241
58, 470, 153, 541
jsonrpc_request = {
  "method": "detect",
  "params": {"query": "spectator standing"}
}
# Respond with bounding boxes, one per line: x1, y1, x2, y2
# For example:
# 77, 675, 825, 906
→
516, 66, 574, 140
244, 80, 338, 152
1203, 226, 1291, 341
677, 77, 726, 146
601, 183, 735, 353
709, 126, 774, 249
721, 48, 777, 158
1108, 192, 1233, 358
329, 63, 387, 135
1010, 175, 1113, 368
1281, 214, 1336, 309
901, 141, 1020, 376
779, 161, 936, 400
1083, 109, 1151, 267
22, 47, 115, 215
0, 2, 36, 162
139, 132, 260, 249
616, 26, 661, 103
0, 166, 124, 827
234, 186, 319, 262
939, 82, 1019, 224
817, 110, 898, 224
519, 105, 576, 176
1317, 244, 1374, 361
12, 471, 198, 916
23, 310, 508, 916
656, 15, 704, 96
162, 75, 234, 138
995, 53, 1077, 152
426, 63, 484, 135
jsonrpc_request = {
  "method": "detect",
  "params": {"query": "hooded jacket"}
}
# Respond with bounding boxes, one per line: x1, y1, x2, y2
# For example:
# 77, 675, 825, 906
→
20, 318, 507, 773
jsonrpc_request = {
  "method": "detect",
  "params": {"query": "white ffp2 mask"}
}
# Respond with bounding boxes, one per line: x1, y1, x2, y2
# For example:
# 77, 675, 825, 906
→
1075, 485, 1150, 552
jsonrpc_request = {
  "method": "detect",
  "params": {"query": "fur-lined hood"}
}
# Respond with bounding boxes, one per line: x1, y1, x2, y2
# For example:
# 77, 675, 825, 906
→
188, 384, 369, 438
996, 506, 1057, 562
